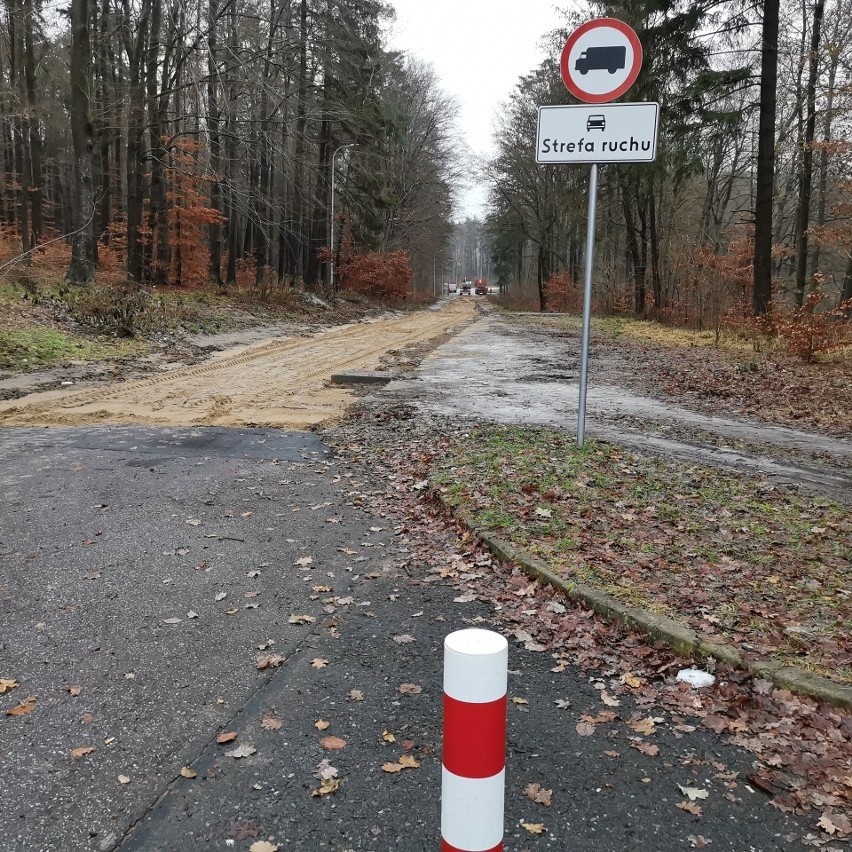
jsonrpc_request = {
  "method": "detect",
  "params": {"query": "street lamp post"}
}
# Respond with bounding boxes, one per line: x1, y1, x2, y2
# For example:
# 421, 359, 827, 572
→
329, 143, 356, 290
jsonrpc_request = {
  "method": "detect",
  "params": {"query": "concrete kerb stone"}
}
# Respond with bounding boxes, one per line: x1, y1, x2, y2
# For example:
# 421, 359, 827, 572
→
441, 498, 852, 712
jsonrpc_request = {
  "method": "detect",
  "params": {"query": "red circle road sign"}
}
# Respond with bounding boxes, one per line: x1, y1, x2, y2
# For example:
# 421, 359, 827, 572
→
560, 18, 643, 104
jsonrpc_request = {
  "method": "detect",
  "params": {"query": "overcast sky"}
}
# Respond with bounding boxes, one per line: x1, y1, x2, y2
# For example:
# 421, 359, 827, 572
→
385, 0, 570, 219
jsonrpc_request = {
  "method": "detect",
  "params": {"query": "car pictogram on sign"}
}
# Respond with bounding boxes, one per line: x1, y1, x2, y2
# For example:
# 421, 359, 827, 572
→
586, 114, 606, 131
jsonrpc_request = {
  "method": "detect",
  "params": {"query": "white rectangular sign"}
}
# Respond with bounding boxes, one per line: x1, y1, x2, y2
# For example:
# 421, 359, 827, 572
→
536, 102, 659, 164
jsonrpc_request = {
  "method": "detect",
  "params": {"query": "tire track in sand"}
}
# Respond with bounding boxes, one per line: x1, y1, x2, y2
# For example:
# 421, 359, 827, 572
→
0, 300, 476, 429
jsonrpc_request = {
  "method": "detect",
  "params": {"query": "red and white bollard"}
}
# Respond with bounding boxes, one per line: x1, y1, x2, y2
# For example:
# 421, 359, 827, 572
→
441, 628, 508, 852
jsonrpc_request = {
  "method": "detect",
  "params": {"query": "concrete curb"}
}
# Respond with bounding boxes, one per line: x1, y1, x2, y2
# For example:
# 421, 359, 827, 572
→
442, 499, 852, 711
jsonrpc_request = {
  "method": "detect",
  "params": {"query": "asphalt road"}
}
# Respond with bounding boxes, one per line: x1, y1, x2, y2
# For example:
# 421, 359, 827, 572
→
0, 424, 819, 851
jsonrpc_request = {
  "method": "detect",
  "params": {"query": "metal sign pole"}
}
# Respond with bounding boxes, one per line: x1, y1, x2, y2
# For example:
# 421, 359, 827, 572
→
577, 163, 598, 447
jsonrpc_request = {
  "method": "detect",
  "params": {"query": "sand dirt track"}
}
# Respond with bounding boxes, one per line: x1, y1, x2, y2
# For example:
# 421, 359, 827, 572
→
0, 300, 475, 429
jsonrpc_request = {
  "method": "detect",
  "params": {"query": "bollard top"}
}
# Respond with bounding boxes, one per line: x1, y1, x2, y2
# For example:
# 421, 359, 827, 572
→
444, 628, 508, 658
444, 629, 508, 703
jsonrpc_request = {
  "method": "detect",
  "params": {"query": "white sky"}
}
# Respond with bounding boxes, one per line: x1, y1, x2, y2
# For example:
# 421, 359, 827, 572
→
385, 0, 570, 219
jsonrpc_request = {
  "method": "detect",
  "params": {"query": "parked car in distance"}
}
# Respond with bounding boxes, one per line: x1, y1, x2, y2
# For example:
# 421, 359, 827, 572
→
461, 280, 472, 294
474, 281, 488, 295
448, 282, 457, 293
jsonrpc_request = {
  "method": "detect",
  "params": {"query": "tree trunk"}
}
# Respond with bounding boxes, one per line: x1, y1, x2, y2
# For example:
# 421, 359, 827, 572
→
144, 0, 168, 285
23, 0, 42, 245
206, 0, 223, 286
66, 0, 96, 284
8, 0, 32, 259
753, 0, 780, 316
126, 0, 151, 283
793, 0, 825, 305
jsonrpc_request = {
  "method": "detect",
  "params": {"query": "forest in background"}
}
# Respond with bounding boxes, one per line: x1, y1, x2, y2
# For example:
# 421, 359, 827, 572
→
486, 0, 852, 339
0, 0, 460, 298
1, 0, 851, 349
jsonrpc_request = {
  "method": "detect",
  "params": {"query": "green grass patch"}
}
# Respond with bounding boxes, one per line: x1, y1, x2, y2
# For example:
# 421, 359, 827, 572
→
0, 327, 140, 372
432, 424, 852, 683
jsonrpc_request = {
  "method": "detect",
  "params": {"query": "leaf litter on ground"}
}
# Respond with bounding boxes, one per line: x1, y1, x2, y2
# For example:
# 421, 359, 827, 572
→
325, 401, 852, 840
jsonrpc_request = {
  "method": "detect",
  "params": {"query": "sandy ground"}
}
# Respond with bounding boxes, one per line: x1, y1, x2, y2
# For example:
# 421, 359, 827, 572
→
0, 300, 475, 429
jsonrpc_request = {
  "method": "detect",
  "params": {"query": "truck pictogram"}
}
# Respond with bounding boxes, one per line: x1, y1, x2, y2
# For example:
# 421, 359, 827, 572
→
574, 45, 626, 74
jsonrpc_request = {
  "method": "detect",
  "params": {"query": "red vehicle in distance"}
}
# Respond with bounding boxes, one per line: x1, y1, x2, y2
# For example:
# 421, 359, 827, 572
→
474, 279, 488, 295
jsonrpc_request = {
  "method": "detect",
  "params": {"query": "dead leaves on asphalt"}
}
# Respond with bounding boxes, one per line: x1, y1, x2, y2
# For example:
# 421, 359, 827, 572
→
6, 695, 36, 716
329, 408, 852, 842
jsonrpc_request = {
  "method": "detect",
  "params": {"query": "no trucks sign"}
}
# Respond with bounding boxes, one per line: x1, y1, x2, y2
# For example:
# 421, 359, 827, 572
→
535, 17, 660, 446
560, 18, 643, 104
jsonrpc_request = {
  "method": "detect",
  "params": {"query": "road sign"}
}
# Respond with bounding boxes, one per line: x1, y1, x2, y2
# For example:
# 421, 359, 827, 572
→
560, 18, 643, 103
536, 102, 659, 164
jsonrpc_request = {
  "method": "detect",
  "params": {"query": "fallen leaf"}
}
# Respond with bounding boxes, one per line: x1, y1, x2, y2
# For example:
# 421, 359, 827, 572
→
6, 696, 36, 716
69, 745, 97, 759
225, 743, 257, 759
289, 614, 316, 625
622, 673, 643, 689
677, 801, 703, 816
295, 556, 313, 567
453, 593, 476, 603
313, 585, 332, 593
382, 730, 397, 743
249, 843, 279, 852
66, 685, 82, 696
688, 836, 710, 849
81, 713, 95, 724
678, 784, 709, 801
311, 777, 340, 796
604, 750, 620, 758
576, 720, 596, 736
631, 741, 660, 756
216, 731, 238, 744
392, 634, 415, 644
310, 658, 328, 668
398, 683, 422, 695
226, 821, 261, 840
348, 689, 364, 701
315, 719, 330, 730
117, 775, 130, 784
511, 696, 529, 705
554, 698, 571, 709
338, 547, 357, 555
256, 654, 286, 670
521, 822, 546, 834
600, 690, 620, 707
180, 766, 197, 778
162, 617, 182, 625
185, 518, 202, 526
0, 678, 19, 694
214, 592, 227, 601
320, 736, 347, 750
261, 716, 282, 731
534, 507, 553, 518
382, 762, 403, 773
187, 611, 199, 619
629, 716, 661, 736
524, 783, 553, 806
398, 754, 420, 768
313, 758, 338, 780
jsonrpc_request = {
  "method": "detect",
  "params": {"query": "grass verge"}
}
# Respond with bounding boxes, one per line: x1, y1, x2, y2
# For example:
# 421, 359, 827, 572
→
431, 424, 851, 684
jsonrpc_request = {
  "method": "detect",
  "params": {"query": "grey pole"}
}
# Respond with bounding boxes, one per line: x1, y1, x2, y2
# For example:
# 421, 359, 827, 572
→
577, 163, 598, 447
